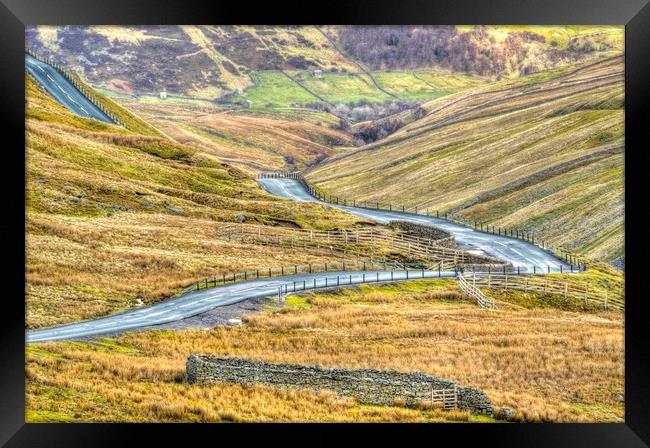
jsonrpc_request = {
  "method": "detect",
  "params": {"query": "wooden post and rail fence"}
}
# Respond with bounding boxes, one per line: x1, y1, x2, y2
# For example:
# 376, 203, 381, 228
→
457, 272, 497, 309
458, 271, 623, 311
179, 258, 623, 312
256, 171, 588, 271
180, 260, 457, 295
217, 223, 502, 267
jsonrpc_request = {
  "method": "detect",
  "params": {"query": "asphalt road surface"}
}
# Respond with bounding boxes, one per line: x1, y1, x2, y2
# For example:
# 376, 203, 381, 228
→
28, 177, 572, 342
27, 269, 454, 342
25, 53, 115, 124
257, 178, 570, 271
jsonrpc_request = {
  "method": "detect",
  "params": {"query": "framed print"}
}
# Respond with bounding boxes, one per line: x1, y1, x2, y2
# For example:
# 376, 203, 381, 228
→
1, 0, 649, 445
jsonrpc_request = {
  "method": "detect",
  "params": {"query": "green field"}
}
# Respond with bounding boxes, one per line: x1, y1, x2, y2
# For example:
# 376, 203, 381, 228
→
227, 70, 486, 111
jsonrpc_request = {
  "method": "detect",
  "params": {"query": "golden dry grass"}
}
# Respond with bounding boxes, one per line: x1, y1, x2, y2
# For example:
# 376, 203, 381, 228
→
116, 98, 353, 175
307, 56, 625, 261
26, 212, 367, 329
27, 280, 623, 422
26, 71, 363, 328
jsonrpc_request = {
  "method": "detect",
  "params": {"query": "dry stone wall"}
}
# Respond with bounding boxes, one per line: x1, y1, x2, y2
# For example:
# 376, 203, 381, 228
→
389, 220, 457, 248
186, 355, 493, 415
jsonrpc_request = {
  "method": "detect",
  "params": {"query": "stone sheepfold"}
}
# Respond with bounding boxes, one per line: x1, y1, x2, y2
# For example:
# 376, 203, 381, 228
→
185, 355, 494, 415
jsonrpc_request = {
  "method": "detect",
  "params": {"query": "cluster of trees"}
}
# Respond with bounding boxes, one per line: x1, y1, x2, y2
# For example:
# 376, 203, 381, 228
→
305, 99, 420, 122
337, 26, 598, 79
318, 102, 426, 146
348, 118, 408, 145
348, 105, 426, 145
303, 99, 426, 145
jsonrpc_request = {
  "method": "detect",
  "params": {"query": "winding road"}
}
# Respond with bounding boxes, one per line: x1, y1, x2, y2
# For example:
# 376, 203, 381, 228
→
26, 177, 569, 343
27, 269, 454, 343
258, 178, 569, 271
25, 53, 115, 124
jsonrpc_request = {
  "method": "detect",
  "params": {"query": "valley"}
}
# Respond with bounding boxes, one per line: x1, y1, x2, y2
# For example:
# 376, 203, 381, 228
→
24, 25, 625, 424
307, 56, 624, 263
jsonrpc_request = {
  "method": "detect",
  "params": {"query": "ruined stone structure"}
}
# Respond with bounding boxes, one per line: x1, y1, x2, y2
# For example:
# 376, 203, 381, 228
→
185, 355, 493, 415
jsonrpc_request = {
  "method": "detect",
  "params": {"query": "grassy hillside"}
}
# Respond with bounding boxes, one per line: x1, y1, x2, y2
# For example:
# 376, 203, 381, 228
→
107, 95, 353, 174
307, 56, 624, 262
329, 25, 623, 78
27, 25, 360, 100
456, 26, 624, 52
28, 26, 622, 103
26, 75, 365, 328
27, 279, 622, 422
226, 70, 486, 110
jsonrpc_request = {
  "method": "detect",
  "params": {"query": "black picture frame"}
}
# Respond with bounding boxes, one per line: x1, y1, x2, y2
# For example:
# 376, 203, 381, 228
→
1, 0, 648, 445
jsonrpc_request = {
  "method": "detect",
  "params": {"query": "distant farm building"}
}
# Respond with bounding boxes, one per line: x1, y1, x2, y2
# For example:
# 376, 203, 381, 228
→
159, 90, 167, 99
312, 69, 322, 79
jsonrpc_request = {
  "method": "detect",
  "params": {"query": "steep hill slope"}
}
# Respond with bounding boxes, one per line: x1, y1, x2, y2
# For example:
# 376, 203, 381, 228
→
26, 25, 359, 100
307, 56, 624, 262
105, 97, 354, 174
26, 76, 363, 329
27, 26, 622, 101
326, 25, 622, 78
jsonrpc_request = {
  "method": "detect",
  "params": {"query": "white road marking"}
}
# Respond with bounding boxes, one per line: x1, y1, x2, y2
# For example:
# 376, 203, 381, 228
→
27, 178, 572, 342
